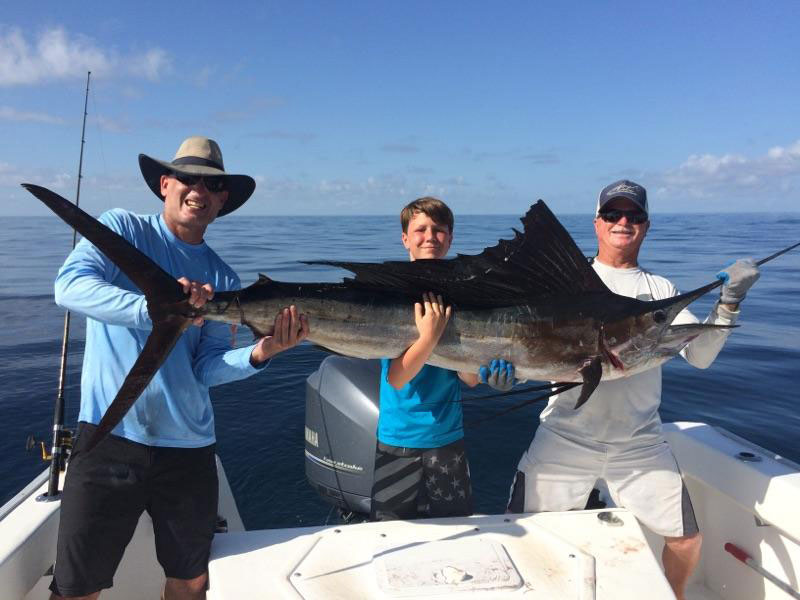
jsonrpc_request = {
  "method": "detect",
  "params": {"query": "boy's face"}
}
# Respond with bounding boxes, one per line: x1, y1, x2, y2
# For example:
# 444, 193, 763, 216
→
402, 211, 452, 261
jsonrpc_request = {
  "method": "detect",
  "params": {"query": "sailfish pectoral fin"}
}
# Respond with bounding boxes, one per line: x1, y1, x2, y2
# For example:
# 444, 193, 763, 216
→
655, 323, 738, 357
86, 315, 191, 451
574, 356, 603, 409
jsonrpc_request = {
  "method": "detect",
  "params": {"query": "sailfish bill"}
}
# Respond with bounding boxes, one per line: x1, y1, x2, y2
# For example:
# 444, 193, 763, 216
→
23, 183, 799, 450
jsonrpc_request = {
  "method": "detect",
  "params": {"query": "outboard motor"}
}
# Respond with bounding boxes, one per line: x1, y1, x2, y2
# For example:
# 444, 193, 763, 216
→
305, 356, 381, 517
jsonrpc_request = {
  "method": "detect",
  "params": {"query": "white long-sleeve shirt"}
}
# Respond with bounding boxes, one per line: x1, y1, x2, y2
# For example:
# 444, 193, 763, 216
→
539, 259, 738, 448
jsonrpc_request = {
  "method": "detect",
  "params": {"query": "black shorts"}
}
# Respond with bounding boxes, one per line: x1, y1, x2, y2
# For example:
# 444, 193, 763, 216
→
370, 438, 473, 521
49, 423, 218, 597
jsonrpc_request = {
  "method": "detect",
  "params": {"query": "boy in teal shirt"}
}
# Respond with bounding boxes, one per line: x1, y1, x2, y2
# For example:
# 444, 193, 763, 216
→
370, 197, 514, 520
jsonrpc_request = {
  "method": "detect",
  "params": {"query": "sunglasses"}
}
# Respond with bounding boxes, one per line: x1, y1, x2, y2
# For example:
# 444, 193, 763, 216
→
171, 172, 227, 193
598, 209, 648, 224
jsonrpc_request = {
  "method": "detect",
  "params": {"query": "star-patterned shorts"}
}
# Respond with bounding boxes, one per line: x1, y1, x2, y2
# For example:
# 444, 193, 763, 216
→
370, 438, 473, 521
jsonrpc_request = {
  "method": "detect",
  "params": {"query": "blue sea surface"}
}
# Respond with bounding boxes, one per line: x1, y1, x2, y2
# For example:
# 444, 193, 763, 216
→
1, 211, 798, 530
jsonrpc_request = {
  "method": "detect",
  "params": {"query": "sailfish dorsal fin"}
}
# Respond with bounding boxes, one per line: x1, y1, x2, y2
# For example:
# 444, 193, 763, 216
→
307, 200, 609, 308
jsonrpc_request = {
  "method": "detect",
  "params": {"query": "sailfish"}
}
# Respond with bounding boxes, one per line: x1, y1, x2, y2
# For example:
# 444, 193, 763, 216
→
22, 183, 799, 450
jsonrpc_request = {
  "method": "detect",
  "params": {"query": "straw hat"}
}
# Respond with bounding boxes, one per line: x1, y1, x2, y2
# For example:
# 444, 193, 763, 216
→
139, 136, 256, 216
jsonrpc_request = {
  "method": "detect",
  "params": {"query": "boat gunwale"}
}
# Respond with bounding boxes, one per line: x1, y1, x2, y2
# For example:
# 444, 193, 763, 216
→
0, 468, 50, 523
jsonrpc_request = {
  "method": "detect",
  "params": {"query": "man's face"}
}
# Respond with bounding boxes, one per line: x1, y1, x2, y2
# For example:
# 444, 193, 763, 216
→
402, 211, 453, 261
160, 174, 228, 243
594, 197, 649, 255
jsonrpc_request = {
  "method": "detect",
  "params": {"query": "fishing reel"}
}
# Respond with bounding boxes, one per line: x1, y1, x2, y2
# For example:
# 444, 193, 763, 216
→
26, 427, 73, 471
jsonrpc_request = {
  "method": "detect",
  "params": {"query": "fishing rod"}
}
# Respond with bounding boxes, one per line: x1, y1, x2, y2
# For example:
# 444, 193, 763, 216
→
36, 71, 91, 501
464, 381, 581, 427
459, 381, 571, 402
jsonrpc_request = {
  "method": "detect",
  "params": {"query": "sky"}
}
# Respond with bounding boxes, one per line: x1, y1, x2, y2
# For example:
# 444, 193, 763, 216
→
2, 1, 799, 217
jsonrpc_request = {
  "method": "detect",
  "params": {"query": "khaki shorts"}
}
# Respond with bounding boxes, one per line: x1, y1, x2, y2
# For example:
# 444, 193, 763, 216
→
508, 425, 698, 538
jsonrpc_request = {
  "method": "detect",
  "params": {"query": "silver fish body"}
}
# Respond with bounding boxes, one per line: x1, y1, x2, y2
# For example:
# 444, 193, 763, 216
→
24, 183, 793, 449
203, 278, 721, 383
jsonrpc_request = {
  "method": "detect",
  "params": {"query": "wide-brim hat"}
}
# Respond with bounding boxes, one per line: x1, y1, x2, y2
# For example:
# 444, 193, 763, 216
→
139, 136, 256, 217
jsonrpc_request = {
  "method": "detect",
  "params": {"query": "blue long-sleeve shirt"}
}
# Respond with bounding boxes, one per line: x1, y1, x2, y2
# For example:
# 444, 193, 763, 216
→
55, 208, 263, 447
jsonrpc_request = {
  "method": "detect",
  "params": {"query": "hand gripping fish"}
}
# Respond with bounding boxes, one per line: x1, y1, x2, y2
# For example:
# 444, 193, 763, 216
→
22, 184, 799, 450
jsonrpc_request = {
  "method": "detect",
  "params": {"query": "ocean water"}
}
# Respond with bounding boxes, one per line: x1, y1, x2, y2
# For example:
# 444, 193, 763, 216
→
1, 210, 799, 530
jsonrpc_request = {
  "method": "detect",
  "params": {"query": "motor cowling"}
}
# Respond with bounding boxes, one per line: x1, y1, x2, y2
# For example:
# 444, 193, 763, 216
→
305, 356, 381, 516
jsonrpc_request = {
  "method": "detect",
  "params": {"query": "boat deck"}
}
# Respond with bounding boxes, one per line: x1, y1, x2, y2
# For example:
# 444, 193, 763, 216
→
208, 509, 676, 599
7, 422, 800, 599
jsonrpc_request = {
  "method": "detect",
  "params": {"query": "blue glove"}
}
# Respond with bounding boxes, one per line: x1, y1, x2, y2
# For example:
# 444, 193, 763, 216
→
479, 359, 515, 391
716, 258, 760, 305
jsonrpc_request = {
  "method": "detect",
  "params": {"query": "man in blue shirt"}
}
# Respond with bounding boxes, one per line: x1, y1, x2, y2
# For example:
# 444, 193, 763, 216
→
49, 137, 308, 600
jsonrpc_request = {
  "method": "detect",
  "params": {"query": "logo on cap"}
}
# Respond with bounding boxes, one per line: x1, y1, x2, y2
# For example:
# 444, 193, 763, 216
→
608, 182, 643, 196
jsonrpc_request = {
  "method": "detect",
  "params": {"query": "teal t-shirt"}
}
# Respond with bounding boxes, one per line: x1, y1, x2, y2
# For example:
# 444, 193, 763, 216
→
377, 358, 464, 448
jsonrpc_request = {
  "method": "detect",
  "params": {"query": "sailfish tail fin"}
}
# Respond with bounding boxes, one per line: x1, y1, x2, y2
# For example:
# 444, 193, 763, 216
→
22, 184, 185, 302
88, 316, 190, 450
22, 183, 192, 450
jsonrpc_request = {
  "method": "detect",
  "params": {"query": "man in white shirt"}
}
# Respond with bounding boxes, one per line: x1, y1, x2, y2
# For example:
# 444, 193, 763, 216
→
507, 179, 760, 600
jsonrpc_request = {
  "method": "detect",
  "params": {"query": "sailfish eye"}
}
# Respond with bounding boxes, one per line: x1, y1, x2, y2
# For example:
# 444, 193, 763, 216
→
653, 310, 666, 324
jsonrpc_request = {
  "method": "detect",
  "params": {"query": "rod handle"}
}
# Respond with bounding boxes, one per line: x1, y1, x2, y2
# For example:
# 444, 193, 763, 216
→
724, 542, 750, 564
725, 542, 800, 600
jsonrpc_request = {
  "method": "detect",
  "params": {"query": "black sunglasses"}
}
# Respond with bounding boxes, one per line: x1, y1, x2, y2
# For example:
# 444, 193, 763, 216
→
171, 172, 227, 193
598, 209, 648, 224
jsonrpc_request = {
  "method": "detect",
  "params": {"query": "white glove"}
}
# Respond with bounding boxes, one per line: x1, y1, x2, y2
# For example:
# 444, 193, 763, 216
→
716, 258, 760, 304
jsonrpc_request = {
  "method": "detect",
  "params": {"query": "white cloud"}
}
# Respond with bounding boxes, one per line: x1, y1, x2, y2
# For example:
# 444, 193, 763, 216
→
192, 66, 213, 88
0, 105, 64, 124
0, 27, 170, 86
128, 48, 171, 81
461, 146, 561, 165
90, 114, 131, 133
246, 171, 466, 213
0, 162, 74, 191
521, 152, 560, 165
0, 161, 141, 193
0, 27, 110, 85
655, 140, 800, 200
441, 176, 469, 187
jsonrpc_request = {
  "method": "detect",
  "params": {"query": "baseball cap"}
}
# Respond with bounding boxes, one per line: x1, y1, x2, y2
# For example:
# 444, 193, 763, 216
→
596, 179, 648, 215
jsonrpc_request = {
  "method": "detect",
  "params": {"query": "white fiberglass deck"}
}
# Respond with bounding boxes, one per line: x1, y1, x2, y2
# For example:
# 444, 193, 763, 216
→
207, 509, 674, 599
5, 423, 799, 599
